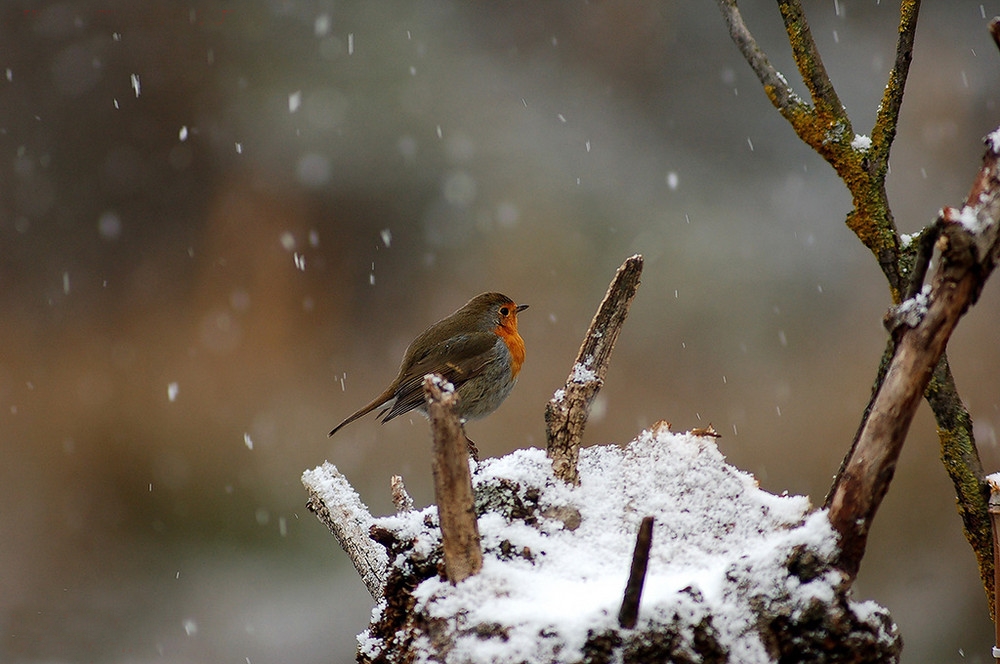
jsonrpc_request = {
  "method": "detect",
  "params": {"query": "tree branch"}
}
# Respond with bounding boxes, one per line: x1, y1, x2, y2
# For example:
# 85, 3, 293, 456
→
925, 356, 993, 617
302, 462, 388, 600
716, 0, 996, 603
869, 0, 921, 173
546, 255, 643, 484
716, 0, 907, 296
828, 131, 1000, 578
776, 0, 847, 124
424, 374, 483, 583
713, 0, 810, 121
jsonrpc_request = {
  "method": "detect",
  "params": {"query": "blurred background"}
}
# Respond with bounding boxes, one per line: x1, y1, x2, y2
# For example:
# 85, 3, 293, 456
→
2, 1, 1000, 662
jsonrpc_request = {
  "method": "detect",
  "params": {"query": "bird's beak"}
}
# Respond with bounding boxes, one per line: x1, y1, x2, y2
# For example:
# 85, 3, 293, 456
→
516, 304, 529, 313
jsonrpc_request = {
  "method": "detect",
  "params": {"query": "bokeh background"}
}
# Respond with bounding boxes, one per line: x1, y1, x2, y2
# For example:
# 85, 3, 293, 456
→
3, 1, 1000, 662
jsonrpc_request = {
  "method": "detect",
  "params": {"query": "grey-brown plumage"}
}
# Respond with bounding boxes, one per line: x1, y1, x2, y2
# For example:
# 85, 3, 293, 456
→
329, 292, 528, 437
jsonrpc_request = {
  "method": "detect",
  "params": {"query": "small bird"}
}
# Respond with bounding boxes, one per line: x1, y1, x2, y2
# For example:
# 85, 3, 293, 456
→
329, 292, 528, 437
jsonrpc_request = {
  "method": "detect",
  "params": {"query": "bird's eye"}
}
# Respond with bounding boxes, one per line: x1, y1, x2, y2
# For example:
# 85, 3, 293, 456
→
499, 306, 510, 317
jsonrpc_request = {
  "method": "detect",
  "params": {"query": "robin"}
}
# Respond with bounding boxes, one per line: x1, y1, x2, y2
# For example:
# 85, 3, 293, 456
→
329, 292, 528, 437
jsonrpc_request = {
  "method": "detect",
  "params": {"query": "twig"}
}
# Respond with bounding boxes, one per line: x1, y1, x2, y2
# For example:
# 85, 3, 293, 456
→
713, 0, 809, 120
302, 462, 388, 600
926, 356, 993, 617
717, 0, 908, 296
424, 374, 482, 583
545, 255, 643, 484
902, 223, 940, 301
776, 0, 847, 123
716, 0, 996, 599
870, 0, 921, 172
987, 475, 1000, 657
827, 129, 1000, 579
618, 516, 654, 629
391, 474, 414, 513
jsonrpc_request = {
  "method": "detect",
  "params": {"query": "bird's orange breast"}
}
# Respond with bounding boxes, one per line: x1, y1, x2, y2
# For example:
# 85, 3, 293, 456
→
495, 324, 526, 378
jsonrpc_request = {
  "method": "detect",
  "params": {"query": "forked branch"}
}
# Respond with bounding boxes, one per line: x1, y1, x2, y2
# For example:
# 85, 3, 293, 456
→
827, 131, 1000, 578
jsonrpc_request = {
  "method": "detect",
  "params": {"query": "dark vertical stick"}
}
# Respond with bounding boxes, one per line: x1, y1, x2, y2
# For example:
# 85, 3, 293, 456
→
425, 375, 483, 584
618, 516, 654, 629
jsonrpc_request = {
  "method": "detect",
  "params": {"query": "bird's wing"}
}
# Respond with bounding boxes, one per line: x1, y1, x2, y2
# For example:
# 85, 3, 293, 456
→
379, 332, 499, 423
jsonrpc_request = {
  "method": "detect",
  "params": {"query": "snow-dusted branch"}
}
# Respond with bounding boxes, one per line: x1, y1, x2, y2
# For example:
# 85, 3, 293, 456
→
716, 0, 912, 296
827, 129, 1000, 579
713, 0, 808, 119
425, 375, 483, 583
716, 0, 999, 605
545, 255, 643, 484
302, 462, 388, 600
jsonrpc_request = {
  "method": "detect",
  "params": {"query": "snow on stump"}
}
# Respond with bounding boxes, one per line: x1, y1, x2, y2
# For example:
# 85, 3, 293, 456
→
357, 426, 900, 663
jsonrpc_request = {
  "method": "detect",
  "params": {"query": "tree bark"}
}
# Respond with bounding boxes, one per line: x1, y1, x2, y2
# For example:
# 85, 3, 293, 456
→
302, 462, 388, 600
546, 255, 643, 484
425, 374, 483, 583
828, 134, 1000, 578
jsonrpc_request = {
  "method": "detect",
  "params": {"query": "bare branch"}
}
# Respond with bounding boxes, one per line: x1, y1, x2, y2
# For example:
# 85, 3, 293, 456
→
902, 223, 939, 301
828, 130, 1000, 578
713, 0, 811, 120
424, 375, 483, 583
546, 255, 643, 484
987, 475, 1000, 645
926, 357, 993, 617
302, 463, 388, 600
776, 0, 848, 124
869, 0, 921, 171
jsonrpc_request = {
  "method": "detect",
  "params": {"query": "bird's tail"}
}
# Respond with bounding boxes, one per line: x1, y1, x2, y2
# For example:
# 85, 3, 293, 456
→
328, 386, 396, 437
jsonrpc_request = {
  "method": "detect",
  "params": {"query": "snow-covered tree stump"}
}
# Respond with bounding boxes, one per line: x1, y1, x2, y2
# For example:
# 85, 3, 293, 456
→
304, 426, 900, 663
303, 253, 906, 662
359, 430, 899, 662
